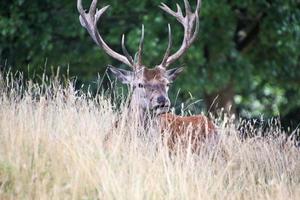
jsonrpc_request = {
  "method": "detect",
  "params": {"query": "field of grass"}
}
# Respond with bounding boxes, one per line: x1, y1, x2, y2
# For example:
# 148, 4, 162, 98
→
0, 74, 299, 200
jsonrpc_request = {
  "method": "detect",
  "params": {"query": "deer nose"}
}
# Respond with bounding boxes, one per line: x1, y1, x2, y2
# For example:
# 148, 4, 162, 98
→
157, 96, 167, 105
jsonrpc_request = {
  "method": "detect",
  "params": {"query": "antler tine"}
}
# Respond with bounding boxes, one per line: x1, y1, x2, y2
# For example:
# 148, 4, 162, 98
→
137, 25, 145, 67
159, 0, 202, 68
160, 24, 172, 68
77, 0, 85, 15
176, 4, 183, 18
159, 3, 183, 23
121, 35, 135, 66
196, 0, 202, 13
183, 0, 192, 16
89, 0, 98, 16
77, 0, 135, 69
94, 6, 110, 28
191, 11, 200, 42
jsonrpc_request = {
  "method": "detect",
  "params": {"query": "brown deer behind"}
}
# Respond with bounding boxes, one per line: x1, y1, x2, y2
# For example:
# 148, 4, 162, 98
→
159, 113, 217, 152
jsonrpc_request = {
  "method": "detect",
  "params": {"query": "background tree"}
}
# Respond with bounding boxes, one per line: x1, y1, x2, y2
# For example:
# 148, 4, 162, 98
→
0, 0, 299, 127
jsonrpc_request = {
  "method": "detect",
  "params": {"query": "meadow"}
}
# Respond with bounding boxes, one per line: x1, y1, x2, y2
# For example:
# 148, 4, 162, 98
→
0, 73, 299, 200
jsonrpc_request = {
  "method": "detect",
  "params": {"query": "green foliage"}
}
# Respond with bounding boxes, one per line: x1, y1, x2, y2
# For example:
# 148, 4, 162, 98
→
0, 0, 299, 118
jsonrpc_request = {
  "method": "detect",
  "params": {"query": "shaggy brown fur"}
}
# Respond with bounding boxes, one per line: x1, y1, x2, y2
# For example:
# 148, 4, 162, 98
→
159, 113, 217, 152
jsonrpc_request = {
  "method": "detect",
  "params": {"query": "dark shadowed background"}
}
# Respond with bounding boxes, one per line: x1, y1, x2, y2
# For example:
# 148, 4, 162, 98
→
0, 0, 299, 128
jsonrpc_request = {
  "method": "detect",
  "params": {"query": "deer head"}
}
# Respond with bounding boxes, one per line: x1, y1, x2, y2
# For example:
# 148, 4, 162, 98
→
77, 0, 201, 114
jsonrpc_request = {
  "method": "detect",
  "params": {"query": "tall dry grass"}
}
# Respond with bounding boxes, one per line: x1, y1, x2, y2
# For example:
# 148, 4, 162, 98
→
0, 73, 299, 200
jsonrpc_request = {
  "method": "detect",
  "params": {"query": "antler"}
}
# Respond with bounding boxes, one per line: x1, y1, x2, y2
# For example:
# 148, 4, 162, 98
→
77, 0, 144, 70
159, 0, 201, 68
77, 0, 200, 70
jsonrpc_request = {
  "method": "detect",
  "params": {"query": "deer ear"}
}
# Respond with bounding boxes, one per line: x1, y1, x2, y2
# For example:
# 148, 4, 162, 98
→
166, 67, 184, 81
108, 66, 133, 84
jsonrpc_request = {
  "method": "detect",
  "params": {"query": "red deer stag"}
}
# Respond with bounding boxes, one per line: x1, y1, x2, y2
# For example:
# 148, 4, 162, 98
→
77, 0, 217, 151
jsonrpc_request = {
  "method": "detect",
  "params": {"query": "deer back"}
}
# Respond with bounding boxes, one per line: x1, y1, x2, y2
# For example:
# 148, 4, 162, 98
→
159, 113, 217, 152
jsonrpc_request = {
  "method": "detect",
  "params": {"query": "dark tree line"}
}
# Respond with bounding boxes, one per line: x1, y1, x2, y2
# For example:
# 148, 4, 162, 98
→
1, 0, 300, 127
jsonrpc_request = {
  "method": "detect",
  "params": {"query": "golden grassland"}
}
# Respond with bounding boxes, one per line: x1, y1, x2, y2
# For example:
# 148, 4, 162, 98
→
0, 74, 299, 200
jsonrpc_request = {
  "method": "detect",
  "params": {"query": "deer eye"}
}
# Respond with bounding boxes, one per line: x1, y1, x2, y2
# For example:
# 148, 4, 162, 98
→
138, 83, 144, 88
166, 83, 171, 87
